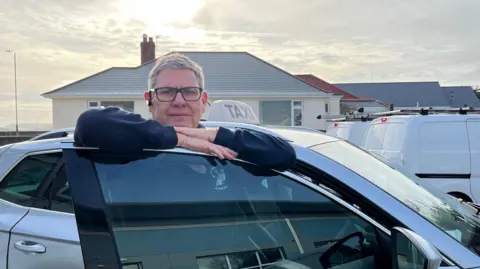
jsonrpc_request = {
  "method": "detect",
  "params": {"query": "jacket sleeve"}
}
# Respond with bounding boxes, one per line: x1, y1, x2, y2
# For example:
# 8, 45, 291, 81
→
73, 107, 178, 153
213, 127, 296, 171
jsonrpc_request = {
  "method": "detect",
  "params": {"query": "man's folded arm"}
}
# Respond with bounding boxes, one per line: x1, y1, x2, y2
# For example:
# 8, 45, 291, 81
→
213, 127, 296, 171
73, 107, 178, 152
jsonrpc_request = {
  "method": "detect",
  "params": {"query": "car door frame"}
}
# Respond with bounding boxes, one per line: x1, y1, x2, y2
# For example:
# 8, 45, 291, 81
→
63, 146, 399, 269
62, 144, 477, 268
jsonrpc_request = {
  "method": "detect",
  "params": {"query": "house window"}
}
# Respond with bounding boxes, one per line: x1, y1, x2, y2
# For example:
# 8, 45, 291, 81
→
88, 101, 135, 112
260, 101, 303, 126
197, 248, 285, 269
325, 102, 329, 113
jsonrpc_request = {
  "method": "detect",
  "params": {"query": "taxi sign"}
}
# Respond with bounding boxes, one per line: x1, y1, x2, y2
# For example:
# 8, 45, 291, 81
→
207, 100, 260, 125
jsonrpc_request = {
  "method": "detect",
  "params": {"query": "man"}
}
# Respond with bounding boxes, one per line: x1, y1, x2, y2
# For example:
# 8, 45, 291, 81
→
74, 53, 296, 171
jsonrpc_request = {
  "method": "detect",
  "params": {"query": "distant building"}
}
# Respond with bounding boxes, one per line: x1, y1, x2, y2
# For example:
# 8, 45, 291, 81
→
441, 86, 480, 108
334, 81, 480, 110
295, 74, 389, 114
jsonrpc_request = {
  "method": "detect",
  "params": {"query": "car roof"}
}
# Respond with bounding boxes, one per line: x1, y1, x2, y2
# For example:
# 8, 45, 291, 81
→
267, 127, 339, 147
6, 122, 339, 154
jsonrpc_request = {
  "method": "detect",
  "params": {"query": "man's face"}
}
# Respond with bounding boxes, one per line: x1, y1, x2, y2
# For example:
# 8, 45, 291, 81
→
149, 68, 207, 127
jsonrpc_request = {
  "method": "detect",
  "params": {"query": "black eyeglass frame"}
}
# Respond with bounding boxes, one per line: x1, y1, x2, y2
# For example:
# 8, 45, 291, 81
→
150, 87, 204, 102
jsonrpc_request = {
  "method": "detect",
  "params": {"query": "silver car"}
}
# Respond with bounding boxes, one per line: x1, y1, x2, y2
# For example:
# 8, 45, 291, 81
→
1, 123, 480, 269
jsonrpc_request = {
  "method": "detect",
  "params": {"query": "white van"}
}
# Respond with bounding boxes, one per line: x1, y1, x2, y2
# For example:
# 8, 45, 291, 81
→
326, 121, 371, 146
361, 109, 480, 202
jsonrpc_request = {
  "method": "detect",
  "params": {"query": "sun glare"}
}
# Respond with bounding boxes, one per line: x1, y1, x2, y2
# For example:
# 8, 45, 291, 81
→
116, 0, 203, 31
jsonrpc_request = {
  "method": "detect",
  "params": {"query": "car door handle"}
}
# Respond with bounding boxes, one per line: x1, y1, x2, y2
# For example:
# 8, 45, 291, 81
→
14, 241, 46, 253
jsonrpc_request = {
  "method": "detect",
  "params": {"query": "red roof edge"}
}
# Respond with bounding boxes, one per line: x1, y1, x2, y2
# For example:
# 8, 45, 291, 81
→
295, 74, 359, 99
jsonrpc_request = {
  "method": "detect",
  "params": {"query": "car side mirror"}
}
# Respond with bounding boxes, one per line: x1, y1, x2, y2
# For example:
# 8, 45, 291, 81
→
392, 227, 442, 269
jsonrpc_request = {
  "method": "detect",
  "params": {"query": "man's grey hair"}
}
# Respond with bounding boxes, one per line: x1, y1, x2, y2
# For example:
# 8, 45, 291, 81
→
148, 52, 205, 90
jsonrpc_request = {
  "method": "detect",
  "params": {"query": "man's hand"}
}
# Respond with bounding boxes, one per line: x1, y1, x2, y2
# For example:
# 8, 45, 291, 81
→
176, 133, 237, 160
174, 127, 218, 143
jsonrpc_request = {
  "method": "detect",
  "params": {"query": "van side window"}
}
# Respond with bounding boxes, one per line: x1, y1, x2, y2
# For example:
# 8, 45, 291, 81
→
363, 124, 387, 150
0, 153, 62, 207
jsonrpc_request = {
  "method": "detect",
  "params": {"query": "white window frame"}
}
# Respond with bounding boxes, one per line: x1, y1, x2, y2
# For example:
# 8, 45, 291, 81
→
87, 101, 135, 112
259, 100, 303, 127
87, 101, 100, 109
291, 100, 303, 127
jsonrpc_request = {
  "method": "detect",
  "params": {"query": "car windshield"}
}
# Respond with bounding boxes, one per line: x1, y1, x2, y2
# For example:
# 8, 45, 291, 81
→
311, 141, 480, 257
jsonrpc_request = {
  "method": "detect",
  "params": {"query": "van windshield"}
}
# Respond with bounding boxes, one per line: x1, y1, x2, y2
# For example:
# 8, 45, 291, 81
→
311, 141, 480, 257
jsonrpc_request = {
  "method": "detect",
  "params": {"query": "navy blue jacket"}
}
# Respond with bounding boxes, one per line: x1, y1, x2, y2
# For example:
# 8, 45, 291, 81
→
74, 107, 296, 171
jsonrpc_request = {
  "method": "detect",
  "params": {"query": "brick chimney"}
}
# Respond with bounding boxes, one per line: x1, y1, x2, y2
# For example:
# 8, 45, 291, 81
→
140, 34, 156, 65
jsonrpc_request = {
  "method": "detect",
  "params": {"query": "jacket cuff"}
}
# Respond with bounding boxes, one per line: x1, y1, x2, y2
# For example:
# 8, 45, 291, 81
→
213, 127, 235, 148
159, 126, 178, 148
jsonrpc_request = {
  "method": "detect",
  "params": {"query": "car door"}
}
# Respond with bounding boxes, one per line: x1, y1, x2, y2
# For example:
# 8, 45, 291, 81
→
63, 148, 395, 269
2, 151, 83, 269
0, 184, 29, 269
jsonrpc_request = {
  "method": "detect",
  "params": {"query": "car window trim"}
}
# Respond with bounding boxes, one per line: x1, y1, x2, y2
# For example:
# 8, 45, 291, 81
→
0, 149, 63, 184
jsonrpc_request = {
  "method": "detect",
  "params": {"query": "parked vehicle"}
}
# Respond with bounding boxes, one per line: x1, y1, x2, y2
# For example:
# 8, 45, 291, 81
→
361, 107, 480, 203
325, 112, 374, 146
1, 104, 480, 269
326, 121, 371, 146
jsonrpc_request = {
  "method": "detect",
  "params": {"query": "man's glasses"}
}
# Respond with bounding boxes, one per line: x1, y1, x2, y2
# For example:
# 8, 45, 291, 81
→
152, 87, 203, 102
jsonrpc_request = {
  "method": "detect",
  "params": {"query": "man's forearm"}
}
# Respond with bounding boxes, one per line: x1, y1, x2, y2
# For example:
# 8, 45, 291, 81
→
74, 107, 178, 152
213, 127, 296, 171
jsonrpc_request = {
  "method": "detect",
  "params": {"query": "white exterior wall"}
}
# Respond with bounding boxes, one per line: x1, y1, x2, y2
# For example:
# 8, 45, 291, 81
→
209, 97, 337, 130
52, 98, 147, 129
51, 96, 340, 130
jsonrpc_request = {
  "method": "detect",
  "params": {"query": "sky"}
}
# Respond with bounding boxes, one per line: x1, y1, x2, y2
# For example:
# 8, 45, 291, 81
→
0, 0, 479, 129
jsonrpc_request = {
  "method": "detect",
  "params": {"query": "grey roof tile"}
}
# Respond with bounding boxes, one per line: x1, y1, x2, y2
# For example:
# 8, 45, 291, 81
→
42, 52, 329, 98
441, 86, 480, 108
334, 82, 450, 107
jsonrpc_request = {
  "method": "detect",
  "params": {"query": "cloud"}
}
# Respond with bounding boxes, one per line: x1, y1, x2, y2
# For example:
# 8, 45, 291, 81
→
188, 0, 480, 85
0, 0, 479, 128
0, 0, 148, 127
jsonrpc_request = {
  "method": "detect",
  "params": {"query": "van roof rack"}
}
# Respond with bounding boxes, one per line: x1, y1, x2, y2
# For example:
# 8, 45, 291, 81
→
372, 107, 480, 116
326, 113, 380, 122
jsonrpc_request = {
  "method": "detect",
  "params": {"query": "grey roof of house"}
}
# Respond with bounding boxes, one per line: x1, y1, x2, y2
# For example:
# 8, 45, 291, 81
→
334, 82, 451, 107
340, 100, 387, 108
441, 86, 480, 108
42, 52, 331, 98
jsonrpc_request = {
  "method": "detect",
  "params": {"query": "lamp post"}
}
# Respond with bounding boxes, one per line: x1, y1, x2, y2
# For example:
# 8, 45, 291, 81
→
5, 50, 19, 136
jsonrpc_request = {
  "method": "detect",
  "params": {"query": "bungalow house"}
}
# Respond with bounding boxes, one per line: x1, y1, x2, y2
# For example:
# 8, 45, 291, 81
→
42, 35, 341, 131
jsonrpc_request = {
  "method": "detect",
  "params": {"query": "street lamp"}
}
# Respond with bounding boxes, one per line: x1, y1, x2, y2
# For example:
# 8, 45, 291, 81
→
5, 50, 19, 136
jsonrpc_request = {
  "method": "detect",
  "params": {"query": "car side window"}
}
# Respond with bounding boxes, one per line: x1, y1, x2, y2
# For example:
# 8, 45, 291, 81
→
0, 152, 62, 207
85, 152, 392, 269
